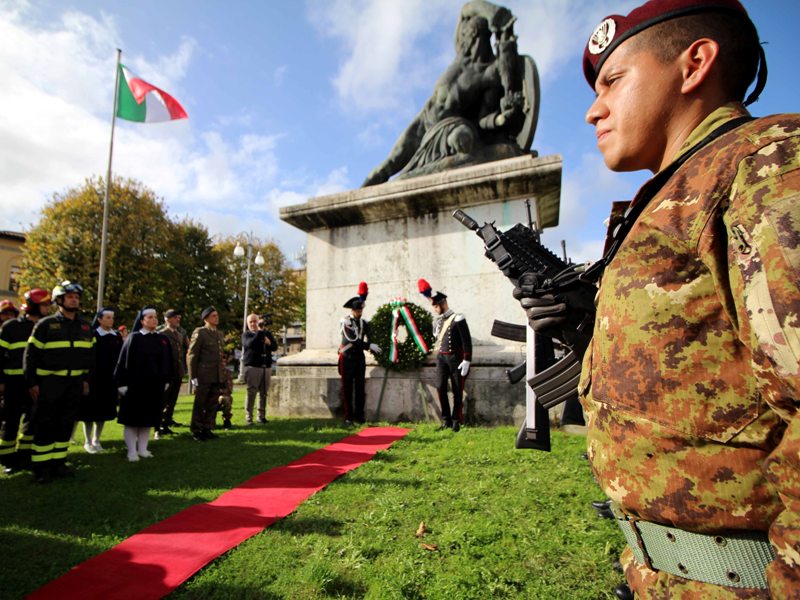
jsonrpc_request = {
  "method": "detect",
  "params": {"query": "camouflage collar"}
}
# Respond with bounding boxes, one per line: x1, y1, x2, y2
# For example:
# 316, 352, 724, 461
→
674, 102, 750, 162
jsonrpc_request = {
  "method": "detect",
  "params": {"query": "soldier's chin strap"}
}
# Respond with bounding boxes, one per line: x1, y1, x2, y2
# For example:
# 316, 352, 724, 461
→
580, 115, 755, 286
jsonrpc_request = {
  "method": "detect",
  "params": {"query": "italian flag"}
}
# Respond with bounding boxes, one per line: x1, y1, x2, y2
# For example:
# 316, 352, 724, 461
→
116, 64, 188, 123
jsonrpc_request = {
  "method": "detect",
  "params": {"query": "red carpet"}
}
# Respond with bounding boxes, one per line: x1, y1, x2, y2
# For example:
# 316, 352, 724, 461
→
28, 426, 411, 600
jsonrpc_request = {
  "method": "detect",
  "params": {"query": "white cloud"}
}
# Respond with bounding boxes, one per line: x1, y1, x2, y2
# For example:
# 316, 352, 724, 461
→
0, 4, 296, 253
511, 0, 640, 82
307, 0, 455, 114
273, 65, 288, 86
308, 0, 640, 118
127, 36, 197, 85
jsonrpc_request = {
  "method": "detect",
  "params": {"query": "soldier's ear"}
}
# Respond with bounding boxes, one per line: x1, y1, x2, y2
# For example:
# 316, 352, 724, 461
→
680, 38, 719, 96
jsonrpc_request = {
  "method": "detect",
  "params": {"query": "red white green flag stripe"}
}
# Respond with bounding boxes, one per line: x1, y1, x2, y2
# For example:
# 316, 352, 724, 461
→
116, 64, 188, 123
389, 300, 429, 363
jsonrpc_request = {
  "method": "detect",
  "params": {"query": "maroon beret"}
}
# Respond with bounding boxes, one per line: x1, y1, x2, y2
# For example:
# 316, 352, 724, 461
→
583, 0, 752, 89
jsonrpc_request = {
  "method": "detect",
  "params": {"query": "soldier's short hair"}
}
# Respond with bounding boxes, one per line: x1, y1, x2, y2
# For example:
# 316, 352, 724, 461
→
630, 12, 760, 102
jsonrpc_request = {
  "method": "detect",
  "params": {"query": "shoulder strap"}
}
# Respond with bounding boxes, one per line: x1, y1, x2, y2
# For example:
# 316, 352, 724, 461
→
582, 116, 754, 284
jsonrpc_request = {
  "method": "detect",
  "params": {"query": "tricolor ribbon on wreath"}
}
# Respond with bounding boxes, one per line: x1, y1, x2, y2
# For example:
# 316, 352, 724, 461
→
388, 298, 429, 363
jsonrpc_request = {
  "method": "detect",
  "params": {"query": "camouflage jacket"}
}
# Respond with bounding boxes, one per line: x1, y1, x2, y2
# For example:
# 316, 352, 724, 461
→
580, 104, 800, 599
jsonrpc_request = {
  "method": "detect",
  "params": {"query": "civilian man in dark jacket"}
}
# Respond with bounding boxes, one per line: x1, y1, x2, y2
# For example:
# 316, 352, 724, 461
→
241, 313, 277, 425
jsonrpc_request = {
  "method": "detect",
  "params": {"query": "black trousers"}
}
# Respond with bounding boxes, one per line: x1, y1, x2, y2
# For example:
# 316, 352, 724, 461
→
340, 352, 366, 422
160, 375, 183, 428
0, 378, 33, 467
435, 353, 465, 423
31, 377, 82, 469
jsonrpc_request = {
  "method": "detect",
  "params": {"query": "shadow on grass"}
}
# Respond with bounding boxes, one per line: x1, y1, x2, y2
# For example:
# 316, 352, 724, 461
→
274, 515, 345, 536
0, 416, 415, 598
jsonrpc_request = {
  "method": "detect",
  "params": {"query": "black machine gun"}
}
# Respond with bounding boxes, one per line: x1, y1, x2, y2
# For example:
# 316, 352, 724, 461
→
453, 208, 595, 451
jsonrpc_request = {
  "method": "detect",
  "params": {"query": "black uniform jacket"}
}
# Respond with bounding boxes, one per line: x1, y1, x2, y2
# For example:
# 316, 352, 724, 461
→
435, 313, 472, 360
24, 311, 95, 384
0, 316, 35, 381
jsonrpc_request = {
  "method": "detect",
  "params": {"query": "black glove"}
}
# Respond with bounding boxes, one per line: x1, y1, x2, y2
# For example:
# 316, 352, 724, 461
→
512, 270, 596, 348
518, 294, 569, 335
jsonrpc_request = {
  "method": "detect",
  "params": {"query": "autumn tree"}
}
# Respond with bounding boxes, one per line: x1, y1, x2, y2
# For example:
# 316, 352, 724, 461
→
20, 176, 175, 324
20, 177, 305, 340
216, 236, 306, 339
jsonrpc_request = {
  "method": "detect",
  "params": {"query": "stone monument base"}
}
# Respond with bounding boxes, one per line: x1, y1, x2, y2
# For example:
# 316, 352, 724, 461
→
274, 154, 563, 425
269, 347, 527, 425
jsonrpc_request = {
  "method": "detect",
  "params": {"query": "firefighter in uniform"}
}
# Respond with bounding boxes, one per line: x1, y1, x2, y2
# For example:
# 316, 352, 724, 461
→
24, 282, 94, 483
338, 282, 380, 425
0, 289, 51, 474
419, 279, 472, 432
0, 300, 19, 325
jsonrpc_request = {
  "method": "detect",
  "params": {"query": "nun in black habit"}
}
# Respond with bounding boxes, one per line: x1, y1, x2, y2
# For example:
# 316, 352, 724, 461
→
78, 308, 124, 453
115, 307, 174, 462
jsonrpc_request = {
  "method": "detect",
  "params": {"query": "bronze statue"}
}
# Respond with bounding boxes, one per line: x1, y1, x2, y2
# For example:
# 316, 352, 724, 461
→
363, 1, 539, 186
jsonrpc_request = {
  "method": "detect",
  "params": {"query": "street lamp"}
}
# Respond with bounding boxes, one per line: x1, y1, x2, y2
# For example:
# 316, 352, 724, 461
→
234, 234, 265, 380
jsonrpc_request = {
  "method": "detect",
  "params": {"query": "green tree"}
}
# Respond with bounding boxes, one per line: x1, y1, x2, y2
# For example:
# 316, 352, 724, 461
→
19, 176, 175, 324
216, 236, 306, 342
165, 219, 230, 330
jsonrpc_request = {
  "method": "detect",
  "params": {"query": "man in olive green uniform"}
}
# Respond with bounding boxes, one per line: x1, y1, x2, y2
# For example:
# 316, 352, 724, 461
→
187, 307, 225, 441
157, 309, 187, 436
516, 1, 799, 598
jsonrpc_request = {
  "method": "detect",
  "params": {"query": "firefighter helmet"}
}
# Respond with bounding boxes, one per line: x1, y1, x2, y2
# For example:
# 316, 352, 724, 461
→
21, 288, 51, 314
0, 299, 19, 315
52, 281, 84, 303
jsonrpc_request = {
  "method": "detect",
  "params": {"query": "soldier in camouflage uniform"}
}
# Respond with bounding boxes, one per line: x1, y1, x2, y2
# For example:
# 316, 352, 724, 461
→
517, 1, 799, 598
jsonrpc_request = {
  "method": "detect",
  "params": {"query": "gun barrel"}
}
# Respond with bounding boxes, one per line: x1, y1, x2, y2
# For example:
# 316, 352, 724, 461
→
452, 209, 479, 231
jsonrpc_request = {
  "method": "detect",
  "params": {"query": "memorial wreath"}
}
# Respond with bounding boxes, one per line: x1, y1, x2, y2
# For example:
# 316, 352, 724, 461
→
369, 299, 433, 371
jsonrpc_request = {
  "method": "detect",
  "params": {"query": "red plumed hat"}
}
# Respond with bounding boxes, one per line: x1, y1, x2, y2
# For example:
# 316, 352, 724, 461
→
417, 278, 432, 298
418, 278, 446, 305
358, 281, 368, 301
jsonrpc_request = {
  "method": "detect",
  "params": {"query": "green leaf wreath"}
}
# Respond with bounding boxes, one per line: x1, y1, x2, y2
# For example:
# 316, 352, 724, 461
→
369, 300, 434, 371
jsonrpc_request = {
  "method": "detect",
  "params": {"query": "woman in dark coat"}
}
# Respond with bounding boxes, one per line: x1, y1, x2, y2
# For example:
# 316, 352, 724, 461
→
115, 307, 173, 462
78, 308, 124, 454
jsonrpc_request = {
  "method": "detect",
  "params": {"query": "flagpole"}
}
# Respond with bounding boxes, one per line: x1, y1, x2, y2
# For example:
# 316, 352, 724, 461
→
97, 48, 121, 313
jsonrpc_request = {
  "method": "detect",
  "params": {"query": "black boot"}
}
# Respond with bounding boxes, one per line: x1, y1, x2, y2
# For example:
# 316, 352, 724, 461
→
596, 507, 615, 519
2, 455, 20, 475
451, 421, 460, 432
52, 462, 74, 478
33, 464, 52, 484
438, 419, 452, 431
222, 419, 232, 430
614, 583, 633, 600
591, 500, 611, 510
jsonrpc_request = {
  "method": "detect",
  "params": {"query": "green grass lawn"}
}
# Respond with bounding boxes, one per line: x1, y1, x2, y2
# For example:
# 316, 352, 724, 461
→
0, 389, 625, 599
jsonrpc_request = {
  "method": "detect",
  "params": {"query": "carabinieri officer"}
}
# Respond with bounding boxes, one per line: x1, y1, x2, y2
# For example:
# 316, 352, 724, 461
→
338, 282, 380, 425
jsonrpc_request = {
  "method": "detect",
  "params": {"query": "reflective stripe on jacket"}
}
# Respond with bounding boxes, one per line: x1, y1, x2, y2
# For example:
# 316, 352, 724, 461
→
24, 311, 95, 383
0, 316, 34, 381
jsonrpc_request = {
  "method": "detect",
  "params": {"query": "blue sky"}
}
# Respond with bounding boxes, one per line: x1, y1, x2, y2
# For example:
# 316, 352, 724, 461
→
0, 0, 797, 265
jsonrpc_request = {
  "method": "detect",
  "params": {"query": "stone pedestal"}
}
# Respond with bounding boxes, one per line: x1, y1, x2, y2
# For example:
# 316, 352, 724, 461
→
273, 154, 562, 424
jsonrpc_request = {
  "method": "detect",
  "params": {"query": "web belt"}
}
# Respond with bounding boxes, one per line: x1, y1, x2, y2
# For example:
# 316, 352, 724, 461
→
610, 502, 774, 589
